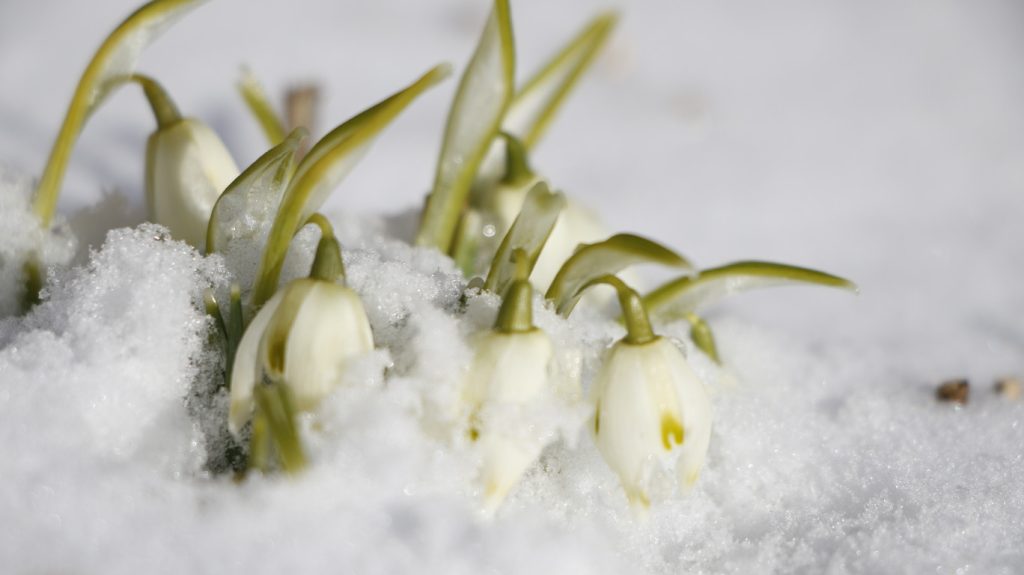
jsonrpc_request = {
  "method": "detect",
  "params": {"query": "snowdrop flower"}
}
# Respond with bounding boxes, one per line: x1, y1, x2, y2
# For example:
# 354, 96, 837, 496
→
482, 134, 606, 291
135, 75, 239, 249
463, 250, 555, 513
229, 216, 373, 435
588, 275, 712, 509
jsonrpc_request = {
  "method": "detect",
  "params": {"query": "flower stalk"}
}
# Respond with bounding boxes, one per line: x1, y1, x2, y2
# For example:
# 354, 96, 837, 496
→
582, 275, 712, 509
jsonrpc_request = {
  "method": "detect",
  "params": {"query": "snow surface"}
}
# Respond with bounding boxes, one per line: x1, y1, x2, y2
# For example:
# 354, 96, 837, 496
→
2, 0, 1024, 574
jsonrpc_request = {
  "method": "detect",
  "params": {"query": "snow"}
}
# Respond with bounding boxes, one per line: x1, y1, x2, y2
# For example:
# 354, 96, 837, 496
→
1, 0, 1024, 574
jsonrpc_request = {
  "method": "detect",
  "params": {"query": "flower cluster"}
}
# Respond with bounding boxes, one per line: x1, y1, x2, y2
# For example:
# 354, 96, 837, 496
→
17, 0, 855, 513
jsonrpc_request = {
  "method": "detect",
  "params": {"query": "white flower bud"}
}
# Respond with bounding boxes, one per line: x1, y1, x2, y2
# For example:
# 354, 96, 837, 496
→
146, 118, 239, 249
490, 180, 607, 291
229, 278, 374, 435
463, 328, 554, 513
593, 336, 712, 508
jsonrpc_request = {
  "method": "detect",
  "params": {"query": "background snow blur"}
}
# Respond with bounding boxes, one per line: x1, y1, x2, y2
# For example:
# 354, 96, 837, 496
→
1, 0, 1023, 573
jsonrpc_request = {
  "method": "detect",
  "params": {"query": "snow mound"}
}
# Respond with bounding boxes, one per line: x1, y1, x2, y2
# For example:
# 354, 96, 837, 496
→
0, 210, 1022, 575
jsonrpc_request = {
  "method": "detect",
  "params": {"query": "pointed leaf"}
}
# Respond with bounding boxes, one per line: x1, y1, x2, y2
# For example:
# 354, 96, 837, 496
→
484, 182, 565, 296
415, 0, 515, 252
508, 11, 617, 148
546, 234, 692, 316
206, 128, 306, 253
475, 12, 617, 188
251, 64, 451, 309
685, 313, 720, 364
643, 261, 858, 319
33, 0, 208, 225
238, 66, 287, 145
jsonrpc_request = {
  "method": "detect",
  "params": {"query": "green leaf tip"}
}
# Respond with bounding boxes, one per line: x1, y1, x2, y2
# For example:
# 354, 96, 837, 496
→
206, 127, 307, 254
546, 233, 692, 317
415, 0, 516, 252
685, 313, 721, 364
238, 66, 287, 146
505, 10, 618, 149
643, 260, 858, 320
484, 181, 565, 296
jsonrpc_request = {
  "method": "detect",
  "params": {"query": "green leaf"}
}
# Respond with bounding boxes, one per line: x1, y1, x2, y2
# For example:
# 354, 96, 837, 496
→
643, 260, 858, 319
33, 0, 208, 226
253, 383, 306, 475
545, 234, 692, 316
684, 312, 720, 364
415, 0, 515, 252
507, 11, 617, 148
249, 65, 450, 309
475, 12, 617, 188
451, 208, 484, 277
484, 182, 565, 296
238, 66, 287, 146
206, 128, 306, 253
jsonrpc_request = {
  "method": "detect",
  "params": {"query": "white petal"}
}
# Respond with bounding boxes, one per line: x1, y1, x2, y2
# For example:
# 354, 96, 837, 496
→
464, 329, 553, 511
228, 290, 284, 436
148, 119, 238, 248
283, 282, 375, 410
593, 337, 712, 506
464, 330, 553, 409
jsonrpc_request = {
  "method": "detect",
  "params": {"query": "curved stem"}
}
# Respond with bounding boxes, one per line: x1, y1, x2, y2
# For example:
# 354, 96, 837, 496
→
128, 73, 181, 128
494, 249, 534, 333
306, 213, 345, 283
580, 274, 655, 345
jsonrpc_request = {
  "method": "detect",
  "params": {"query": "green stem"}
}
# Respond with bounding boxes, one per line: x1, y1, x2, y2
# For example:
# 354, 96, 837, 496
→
306, 213, 345, 283
225, 284, 243, 387
33, 98, 86, 227
581, 275, 655, 345
255, 382, 307, 474
128, 74, 182, 128
21, 260, 44, 312
494, 249, 533, 333
248, 409, 270, 473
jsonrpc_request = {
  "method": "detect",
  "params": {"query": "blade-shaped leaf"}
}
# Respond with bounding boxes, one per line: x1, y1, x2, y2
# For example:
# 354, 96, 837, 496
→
206, 128, 306, 253
484, 182, 565, 296
506, 11, 617, 148
238, 67, 287, 146
33, 0, 208, 225
546, 234, 692, 316
415, 0, 515, 252
643, 261, 858, 319
475, 12, 617, 188
250, 64, 451, 309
